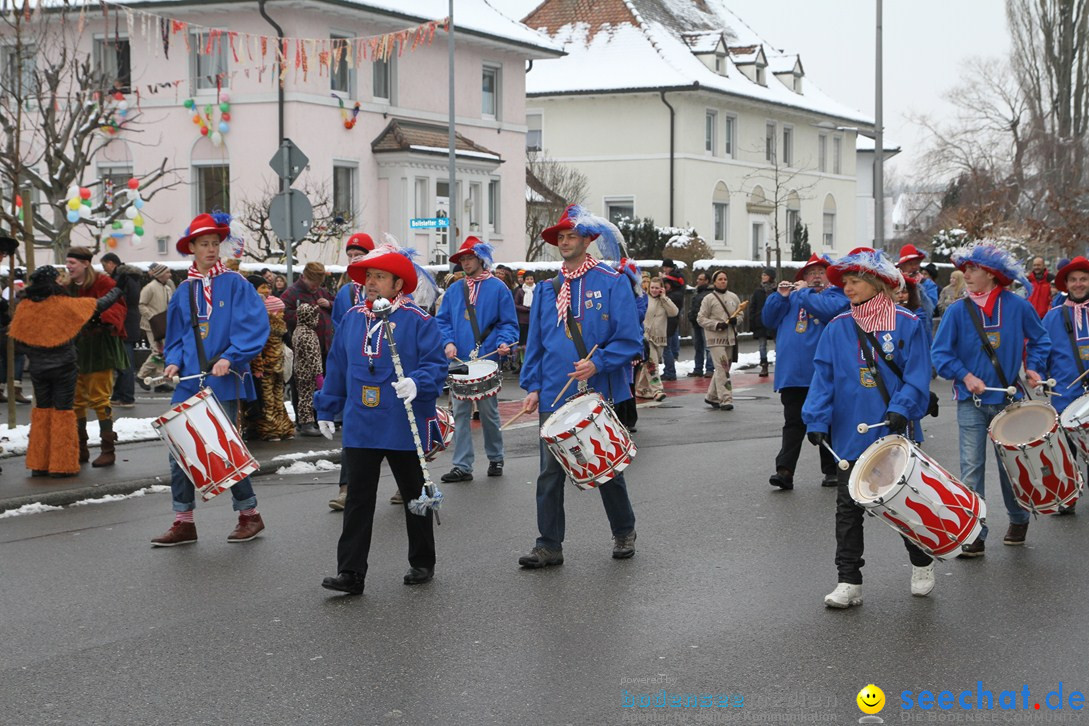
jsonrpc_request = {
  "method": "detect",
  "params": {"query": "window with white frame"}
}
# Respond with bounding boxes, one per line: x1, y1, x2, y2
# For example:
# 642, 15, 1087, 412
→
93, 37, 131, 94
724, 114, 736, 157
714, 52, 726, 75
330, 35, 354, 95
487, 179, 500, 233
373, 57, 392, 102
793, 72, 803, 93
1, 43, 38, 95
414, 177, 429, 218
97, 165, 134, 210
191, 33, 229, 92
712, 182, 730, 244
526, 112, 542, 152
756, 63, 766, 86
818, 134, 828, 173
482, 64, 500, 119
467, 182, 482, 230
782, 126, 794, 167
195, 164, 230, 214
332, 164, 356, 224
833, 136, 842, 174
822, 194, 836, 247
705, 110, 717, 154
765, 122, 776, 162
605, 198, 634, 225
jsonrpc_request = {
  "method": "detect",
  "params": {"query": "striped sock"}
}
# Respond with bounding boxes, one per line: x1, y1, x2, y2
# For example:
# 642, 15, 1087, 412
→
240, 507, 258, 518
175, 511, 195, 524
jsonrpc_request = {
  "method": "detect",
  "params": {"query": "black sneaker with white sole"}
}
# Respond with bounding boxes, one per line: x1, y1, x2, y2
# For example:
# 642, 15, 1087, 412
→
440, 466, 473, 483
487, 460, 504, 477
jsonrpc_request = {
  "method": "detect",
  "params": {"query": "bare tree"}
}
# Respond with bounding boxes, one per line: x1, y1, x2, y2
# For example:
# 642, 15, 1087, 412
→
742, 141, 818, 272
525, 152, 588, 261
238, 178, 348, 263
0, 4, 180, 261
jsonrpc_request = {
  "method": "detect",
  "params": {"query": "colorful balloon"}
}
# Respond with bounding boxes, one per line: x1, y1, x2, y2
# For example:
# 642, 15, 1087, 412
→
218, 121, 229, 134
79, 187, 91, 200
127, 178, 139, 190
66, 209, 80, 223
67, 197, 81, 211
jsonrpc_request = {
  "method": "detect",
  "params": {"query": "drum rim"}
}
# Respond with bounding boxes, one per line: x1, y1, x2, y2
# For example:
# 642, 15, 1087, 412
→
849, 435, 912, 504
540, 393, 605, 439
989, 399, 1058, 446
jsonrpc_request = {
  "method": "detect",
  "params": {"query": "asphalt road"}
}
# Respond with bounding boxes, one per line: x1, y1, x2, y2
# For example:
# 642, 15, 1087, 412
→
1, 375, 1086, 726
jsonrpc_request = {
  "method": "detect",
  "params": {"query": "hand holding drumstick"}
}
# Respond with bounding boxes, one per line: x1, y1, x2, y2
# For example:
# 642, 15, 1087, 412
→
551, 344, 600, 407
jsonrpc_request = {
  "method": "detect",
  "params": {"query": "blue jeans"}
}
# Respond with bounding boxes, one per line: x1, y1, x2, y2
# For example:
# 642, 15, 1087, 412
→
114, 341, 136, 404
957, 399, 1030, 539
169, 398, 257, 513
451, 394, 503, 473
691, 327, 714, 375
535, 413, 636, 550
663, 330, 680, 378
757, 335, 769, 365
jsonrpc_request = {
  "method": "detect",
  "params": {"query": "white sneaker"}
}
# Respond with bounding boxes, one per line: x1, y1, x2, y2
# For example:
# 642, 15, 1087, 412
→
824, 582, 863, 609
911, 563, 936, 597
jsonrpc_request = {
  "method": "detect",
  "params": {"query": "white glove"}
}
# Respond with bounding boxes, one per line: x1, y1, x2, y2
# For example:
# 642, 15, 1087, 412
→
393, 377, 417, 403
317, 420, 336, 440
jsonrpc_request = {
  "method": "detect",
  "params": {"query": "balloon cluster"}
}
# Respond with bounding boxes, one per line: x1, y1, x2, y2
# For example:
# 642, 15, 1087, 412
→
103, 178, 147, 248
13, 195, 23, 222
101, 92, 131, 136
183, 91, 231, 147
64, 186, 93, 224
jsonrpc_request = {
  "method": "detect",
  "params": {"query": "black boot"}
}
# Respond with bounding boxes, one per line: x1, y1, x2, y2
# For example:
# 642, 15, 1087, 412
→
77, 418, 89, 464
321, 571, 366, 595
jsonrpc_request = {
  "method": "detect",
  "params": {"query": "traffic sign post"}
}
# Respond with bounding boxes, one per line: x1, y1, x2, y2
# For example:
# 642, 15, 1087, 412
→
268, 138, 311, 283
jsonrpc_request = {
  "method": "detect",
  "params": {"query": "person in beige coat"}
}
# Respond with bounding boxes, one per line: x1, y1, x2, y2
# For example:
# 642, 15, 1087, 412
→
136, 263, 175, 388
697, 270, 743, 410
637, 277, 677, 401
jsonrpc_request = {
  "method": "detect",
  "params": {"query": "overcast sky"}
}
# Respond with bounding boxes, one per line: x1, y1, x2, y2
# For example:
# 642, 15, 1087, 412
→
500, 0, 1012, 182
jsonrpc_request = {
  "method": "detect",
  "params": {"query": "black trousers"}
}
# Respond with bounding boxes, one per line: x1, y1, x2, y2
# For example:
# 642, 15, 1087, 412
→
835, 463, 932, 584
31, 366, 77, 410
614, 383, 638, 429
776, 386, 837, 476
337, 448, 435, 578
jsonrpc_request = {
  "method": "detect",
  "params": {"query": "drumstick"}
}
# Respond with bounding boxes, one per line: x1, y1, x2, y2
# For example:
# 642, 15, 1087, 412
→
1032, 378, 1058, 389
551, 344, 600, 407
821, 440, 851, 471
982, 386, 1018, 396
1067, 368, 1089, 390
856, 420, 890, 434
143, 374, 201, 387
500, 407, 532, 430
475, 347, 510, 361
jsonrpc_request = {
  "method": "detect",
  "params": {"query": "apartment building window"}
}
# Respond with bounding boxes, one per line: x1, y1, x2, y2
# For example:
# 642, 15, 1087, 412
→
724, 115, 736, 157
93, 37, 131, 94
782, 126, 793, 167
605, 198, 634, 225
526, 112, 542, 152
192, 33, 228, 92
332, 164, 356, 223
833, 136, 842, 175
822, 194, 836, 247
714, 52, 726, 75
705, 110, 717, 154
482, 64, 500, 119
373, 57, 392, 102
786, 207, 800, 241
712, 182, 729, 244
818, 134, 828, 173
330, 36, 354, 95
756, 63, 766, 86
97, 165, 134, 209
487, 179, 500, 233
414, 177, 429, 218
195, 164, 230, 214
1, 43, 38, 95
765, 122, 776, 162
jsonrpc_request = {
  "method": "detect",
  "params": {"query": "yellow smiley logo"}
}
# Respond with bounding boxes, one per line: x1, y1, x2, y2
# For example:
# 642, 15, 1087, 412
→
856, 684, 885, 714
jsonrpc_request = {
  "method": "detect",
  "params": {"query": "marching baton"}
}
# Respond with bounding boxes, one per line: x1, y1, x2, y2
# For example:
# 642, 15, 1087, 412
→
551, 344, 601, 407
1068, 368, 1089, 391
500, 406, 532, 430
856, 420, 890, 435
982, 386, 1018, 396
142, 373, 203, 387
821, 440, 851, 471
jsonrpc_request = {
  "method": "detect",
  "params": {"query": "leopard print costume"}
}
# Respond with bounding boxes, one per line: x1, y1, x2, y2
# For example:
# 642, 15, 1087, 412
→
250, 310, 295, 441
291, 303, 323, 427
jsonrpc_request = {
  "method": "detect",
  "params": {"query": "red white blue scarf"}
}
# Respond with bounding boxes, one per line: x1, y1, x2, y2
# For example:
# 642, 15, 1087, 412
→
556, 257, 598, 326
187, 260, 228, 319
465, 270, 493, 306
851, 293, 897, 333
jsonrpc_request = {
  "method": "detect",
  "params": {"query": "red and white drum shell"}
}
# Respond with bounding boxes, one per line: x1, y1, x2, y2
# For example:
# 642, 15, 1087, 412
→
849, 435, 986, 559
425, 406, 455, 462
448, 360, 502, 401
990, 400, 1083, 515
540, 392, 637, 490
152, 388, 259, 501
1059, 393, 1089, 461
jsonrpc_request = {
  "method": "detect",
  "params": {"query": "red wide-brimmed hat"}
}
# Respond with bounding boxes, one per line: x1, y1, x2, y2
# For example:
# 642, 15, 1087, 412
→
345, 233, 375, 253
896, 243, 927, 266
541, 205, 601, 246
449, 236, 484, 264
1055, 256, 1089, 292
795, 253, 831, 281
177, 213, 230, 255
346, 244, 417, 294
826, 247, 904, 289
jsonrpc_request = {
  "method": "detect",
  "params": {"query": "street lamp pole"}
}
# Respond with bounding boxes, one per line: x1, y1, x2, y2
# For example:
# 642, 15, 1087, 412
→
447, 0, 458, 263
874, 0, 885, 251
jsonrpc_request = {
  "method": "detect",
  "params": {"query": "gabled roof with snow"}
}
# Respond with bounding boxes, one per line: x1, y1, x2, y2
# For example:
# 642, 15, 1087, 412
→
728, 45, 763, 65
372, 119, 502, 161
681, 30, 725, 54
522, 0, 871, 125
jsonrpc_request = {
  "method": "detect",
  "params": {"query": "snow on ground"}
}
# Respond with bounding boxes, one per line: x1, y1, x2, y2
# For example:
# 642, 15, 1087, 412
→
0, 502, 63, 518
672, 349, 775, 376
69, 485, 170, 507
271, 449, 333, 463
275, 459, 338, 475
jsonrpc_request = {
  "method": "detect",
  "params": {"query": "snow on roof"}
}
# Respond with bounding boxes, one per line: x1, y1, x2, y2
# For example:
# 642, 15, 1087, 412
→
680, 30, 724, 54
856, 135, 902, 154
524, 0, 872, 126
767, 52, 801, 75
728, 45, 762, 64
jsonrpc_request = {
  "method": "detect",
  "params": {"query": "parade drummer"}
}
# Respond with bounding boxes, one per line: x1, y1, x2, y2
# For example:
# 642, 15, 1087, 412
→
932, 242, 1049, 555
317, 243, 447, 596
435, 236, 519, 483
802, 248, 933, 608
762, 253, 848, 491
518, 205, 642, 568
152, 213, 270, 547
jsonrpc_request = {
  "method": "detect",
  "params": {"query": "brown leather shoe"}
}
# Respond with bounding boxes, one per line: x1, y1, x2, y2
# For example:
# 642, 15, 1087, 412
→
151, 521, 198, 547
227, 513, 265, 543
1003, 522, 1028, 546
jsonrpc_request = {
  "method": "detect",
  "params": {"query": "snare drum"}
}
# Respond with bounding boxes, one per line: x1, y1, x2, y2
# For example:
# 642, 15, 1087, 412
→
1060, 392, 1089, 461
850, 436, 985, 559
425, 406, 455, 461
990, 400, 1083, 515
152, 388, 259, 501
540, 392, 637, 489
448, 360, 502, 401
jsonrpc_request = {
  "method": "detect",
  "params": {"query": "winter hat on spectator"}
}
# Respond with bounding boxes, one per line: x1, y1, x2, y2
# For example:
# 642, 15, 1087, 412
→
301, 262, 326, 284
100, 252, 121, 267
264, 295, 285, 314
246, 274, 266, 289
346, 233, 375, 254
148, 263, 170, 279
762, 267, 776, 280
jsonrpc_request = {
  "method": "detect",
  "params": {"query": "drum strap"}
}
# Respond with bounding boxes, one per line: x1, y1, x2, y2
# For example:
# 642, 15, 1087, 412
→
853, 323, 893, 407
1062, 307, 1087, 381
463, 282, 495, 351
188, 282, 210, 373
552, 276, 590, 360
964, 301, 1014, 393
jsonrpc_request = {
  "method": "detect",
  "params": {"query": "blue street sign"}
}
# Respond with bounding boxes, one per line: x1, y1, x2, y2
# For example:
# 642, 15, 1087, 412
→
410, 217, 450, 229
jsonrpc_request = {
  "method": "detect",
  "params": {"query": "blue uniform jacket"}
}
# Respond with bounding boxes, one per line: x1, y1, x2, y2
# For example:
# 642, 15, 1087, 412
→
164, 272, 269, 404
315, 301, 447, 451
932, 292, 1050, 404
792, 286, 851, 323
921, 277, 939, 307
1043, 303, 1089, 413
802, 307, 931, 461
332, 283, 363, 328
520, 264, 642, 413
763, 288, 848, 391
435, 277, 519, 358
